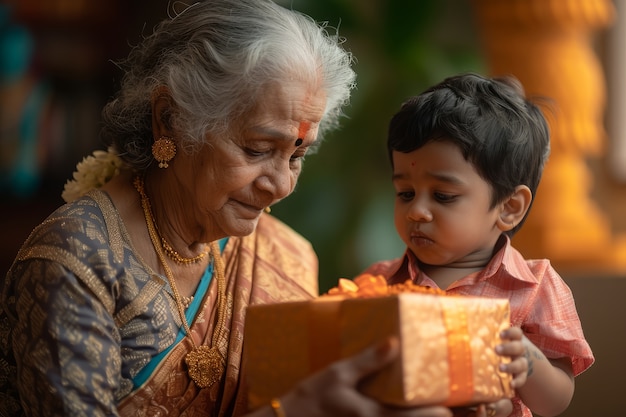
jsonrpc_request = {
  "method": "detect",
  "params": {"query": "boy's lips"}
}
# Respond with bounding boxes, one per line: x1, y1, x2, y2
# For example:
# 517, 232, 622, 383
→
410, 230, 434, 246
410, 229, 429, 239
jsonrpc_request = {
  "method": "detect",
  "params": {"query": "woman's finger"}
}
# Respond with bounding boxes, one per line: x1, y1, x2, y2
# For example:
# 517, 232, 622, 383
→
284, 336, 453, 417
332, 336, 401, 385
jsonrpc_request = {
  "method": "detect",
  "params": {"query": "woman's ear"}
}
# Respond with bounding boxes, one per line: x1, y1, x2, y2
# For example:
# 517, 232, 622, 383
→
151, 86, 175, 139
496, 185, 532, 232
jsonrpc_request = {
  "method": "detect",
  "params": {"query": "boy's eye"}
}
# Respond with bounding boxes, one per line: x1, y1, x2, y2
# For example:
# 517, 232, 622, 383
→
397, 191, 414, 202
434, 192, 457, 203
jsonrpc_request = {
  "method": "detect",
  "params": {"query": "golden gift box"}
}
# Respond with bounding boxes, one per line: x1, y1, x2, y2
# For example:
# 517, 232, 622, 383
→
243, 277, 513, 409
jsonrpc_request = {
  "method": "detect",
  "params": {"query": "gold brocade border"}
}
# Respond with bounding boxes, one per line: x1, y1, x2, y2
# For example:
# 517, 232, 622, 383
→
17, 244, 115, 315
114, 275, 166, 328
89, 190, 125, 261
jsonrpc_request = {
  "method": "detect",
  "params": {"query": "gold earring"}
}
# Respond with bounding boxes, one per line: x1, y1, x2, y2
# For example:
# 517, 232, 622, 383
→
152, 136, 177, 168
264, 207, 271, 214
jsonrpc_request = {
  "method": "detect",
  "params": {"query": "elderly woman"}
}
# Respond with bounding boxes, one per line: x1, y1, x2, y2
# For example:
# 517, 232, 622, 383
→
0, 1, 458, 417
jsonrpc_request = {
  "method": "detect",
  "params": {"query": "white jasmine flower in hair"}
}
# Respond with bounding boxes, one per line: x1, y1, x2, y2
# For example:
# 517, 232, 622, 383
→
61, 147, 124, 203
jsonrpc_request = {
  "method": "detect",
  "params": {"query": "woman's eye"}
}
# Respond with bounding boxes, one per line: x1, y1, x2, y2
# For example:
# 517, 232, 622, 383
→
245, 147, 267, 157
290, 152, 307, 162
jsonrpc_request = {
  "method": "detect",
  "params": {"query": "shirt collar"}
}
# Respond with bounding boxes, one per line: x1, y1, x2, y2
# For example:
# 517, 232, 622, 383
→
485, 234, 539, 284
399, 234, 540, 287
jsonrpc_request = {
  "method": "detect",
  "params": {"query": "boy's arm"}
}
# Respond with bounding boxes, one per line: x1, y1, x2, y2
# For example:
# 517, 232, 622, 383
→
516, 339, 575, 417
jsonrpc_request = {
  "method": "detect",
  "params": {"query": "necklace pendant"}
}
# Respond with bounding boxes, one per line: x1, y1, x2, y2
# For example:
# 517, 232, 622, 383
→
135, 177, 229, 391
185, 345, 224, 388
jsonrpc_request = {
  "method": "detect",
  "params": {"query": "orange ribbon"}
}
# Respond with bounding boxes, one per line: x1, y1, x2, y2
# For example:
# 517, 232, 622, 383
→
441, 299, 474, 406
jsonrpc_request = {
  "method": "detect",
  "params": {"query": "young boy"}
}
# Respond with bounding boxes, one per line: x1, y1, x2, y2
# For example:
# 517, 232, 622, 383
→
364, 73, 594, 417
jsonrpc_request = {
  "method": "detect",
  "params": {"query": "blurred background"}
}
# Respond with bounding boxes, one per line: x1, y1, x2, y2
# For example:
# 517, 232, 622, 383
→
0, 0, 487, 283
1, 1, 625, 415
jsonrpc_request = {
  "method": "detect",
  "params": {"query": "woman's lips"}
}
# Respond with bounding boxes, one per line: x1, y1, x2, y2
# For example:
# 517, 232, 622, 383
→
233, 199, 265, 217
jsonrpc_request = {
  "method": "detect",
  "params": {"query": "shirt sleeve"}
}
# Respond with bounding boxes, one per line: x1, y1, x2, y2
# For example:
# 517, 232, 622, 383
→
8, 258, 122, 417
521, 262, 595, 376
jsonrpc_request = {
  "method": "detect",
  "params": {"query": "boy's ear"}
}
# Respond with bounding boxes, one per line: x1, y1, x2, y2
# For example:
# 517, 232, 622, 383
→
151, 86, 176, 139
496, 185, 532, 232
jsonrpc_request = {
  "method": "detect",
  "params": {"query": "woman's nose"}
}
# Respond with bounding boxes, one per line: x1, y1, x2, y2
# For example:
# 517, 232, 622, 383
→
256, 161, 295, 200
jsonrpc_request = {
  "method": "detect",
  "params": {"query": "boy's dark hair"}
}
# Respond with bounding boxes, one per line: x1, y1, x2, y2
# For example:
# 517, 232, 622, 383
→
387, 73, 550, 236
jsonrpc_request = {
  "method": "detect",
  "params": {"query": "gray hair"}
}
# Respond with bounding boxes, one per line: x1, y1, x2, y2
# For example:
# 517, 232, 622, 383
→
101, 0, 356, 170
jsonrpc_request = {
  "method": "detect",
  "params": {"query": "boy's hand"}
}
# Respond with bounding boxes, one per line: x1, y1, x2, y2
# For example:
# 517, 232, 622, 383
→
451, 400, 512, 417
496, 327, 529, 389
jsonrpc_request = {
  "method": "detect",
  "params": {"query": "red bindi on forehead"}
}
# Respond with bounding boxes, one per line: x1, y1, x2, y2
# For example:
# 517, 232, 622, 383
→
295, 121, 311, 146
298, 121, 311, 140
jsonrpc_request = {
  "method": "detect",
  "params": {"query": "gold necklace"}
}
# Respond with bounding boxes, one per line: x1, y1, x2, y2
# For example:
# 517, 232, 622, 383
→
161, 237, 209, 265
139, 188, 209, 265
134, 176, 228, 388
181, 295, 194, 309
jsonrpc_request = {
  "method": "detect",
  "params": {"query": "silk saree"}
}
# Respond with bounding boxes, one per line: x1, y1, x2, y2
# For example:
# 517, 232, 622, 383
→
0, 190, 318, 416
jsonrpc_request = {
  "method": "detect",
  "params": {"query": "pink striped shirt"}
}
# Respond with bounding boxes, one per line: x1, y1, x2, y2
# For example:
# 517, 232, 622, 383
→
363, 235, 594, 417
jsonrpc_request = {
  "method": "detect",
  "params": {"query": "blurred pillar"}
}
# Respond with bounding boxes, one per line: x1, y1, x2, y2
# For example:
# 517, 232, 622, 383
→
606, 0, 626, 181
471, 0, 626, 273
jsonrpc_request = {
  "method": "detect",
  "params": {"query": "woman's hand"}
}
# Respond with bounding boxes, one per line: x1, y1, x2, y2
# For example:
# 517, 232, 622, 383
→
496, 326, 528, 389
275, 336, 453, 417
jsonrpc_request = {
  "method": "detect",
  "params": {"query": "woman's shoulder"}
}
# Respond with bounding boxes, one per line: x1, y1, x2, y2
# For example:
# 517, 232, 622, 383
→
229, 214, 318, 297
7, 189, 152, 315
9, 190, 131, 288
254, 213, 315, 256
18, 190, 113, 255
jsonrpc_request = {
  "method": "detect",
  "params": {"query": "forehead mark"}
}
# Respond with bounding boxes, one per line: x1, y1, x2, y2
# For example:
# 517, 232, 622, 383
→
297, 121, 311, 141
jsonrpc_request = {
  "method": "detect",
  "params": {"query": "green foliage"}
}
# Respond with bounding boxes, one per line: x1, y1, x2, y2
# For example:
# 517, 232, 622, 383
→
273, 0, 485, 292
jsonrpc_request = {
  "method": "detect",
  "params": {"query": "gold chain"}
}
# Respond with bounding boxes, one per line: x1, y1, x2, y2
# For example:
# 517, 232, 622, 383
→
134, 176, 228, 388
139, 190, 209, 265
161, 237, 209, 265
181, 295, 194, 309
